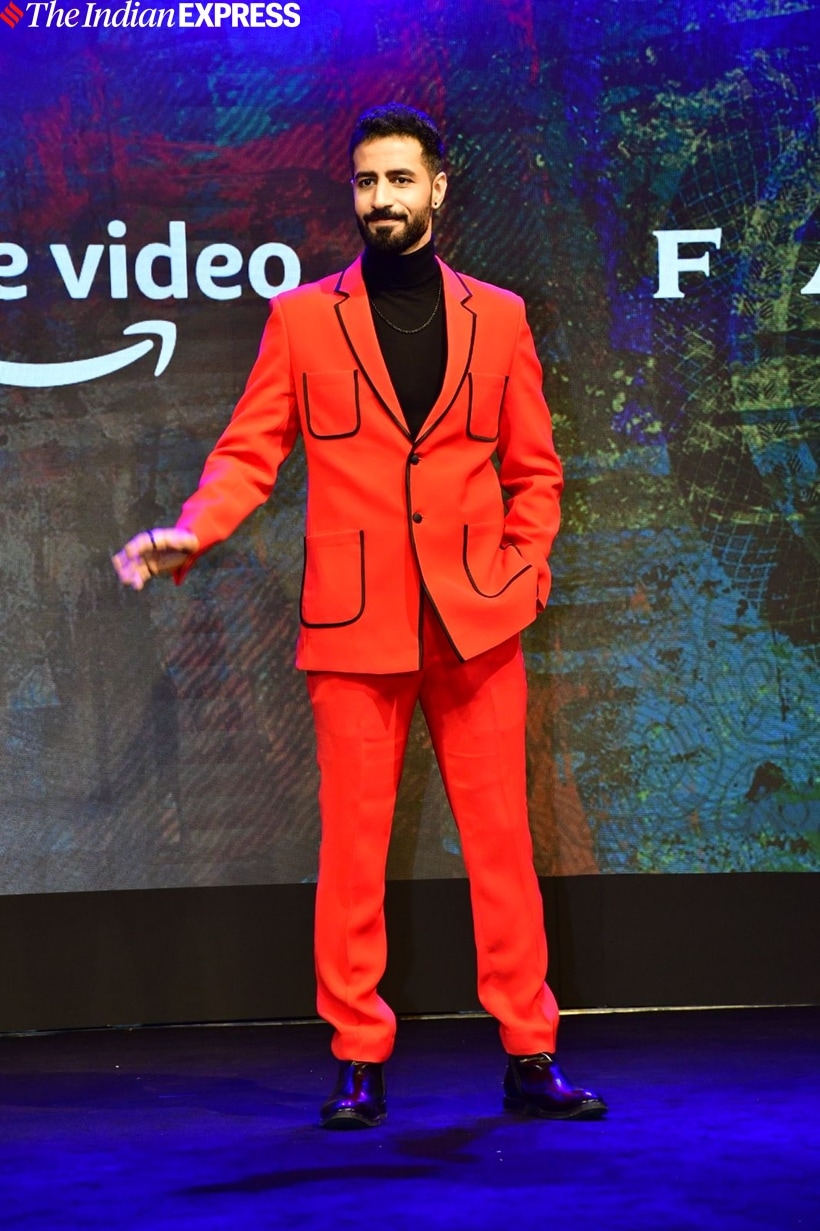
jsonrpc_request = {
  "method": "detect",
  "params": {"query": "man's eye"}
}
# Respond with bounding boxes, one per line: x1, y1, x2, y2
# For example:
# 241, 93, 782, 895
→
357, 178, 375, 188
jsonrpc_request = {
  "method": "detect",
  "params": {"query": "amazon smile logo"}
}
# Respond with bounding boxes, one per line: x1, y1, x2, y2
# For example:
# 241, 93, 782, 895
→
0, 219, 301, 389
0, 322, 176, 388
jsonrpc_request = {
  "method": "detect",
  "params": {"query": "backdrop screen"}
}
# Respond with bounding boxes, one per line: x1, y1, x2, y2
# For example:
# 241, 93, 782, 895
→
1, 0, 818, 893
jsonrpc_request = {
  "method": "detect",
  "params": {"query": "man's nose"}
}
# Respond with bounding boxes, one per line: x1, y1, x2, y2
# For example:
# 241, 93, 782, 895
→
372, 177, 394, 208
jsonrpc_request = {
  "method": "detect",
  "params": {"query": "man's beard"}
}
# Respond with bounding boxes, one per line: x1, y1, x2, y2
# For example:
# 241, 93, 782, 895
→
357, 203, 432, 254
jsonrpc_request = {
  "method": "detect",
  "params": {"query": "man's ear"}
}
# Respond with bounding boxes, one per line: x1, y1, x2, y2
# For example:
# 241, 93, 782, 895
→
432, 171, 448, 210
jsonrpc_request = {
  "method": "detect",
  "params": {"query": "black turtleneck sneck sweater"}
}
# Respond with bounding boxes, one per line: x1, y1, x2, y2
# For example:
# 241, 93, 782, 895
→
362, 240, 447, 441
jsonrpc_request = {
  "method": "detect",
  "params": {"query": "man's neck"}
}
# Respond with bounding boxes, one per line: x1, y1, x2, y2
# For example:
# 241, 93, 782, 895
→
362, 239, 439, 292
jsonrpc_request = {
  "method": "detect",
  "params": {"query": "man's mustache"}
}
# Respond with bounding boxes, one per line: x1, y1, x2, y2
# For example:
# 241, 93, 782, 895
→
365, 210, 406, 223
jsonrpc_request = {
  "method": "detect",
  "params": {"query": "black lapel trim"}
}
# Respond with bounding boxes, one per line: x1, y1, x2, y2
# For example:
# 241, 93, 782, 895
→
413, 266, 476, 446
333, 301, 412, 441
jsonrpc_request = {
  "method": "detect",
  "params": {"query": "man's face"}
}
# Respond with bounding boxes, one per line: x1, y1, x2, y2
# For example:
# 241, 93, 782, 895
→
351, 136, 447, 255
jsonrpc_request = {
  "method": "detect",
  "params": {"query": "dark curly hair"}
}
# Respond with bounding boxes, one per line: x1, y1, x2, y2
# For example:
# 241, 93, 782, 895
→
348, 103, 445, 177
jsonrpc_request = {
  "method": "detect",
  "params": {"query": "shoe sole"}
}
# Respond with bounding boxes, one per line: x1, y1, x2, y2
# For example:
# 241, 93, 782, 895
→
503, 1096, 608, 1121
320, 1109, 387, 1130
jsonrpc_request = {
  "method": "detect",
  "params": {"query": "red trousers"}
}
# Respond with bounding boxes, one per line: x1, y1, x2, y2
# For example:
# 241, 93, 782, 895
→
307, 601, 559, 1062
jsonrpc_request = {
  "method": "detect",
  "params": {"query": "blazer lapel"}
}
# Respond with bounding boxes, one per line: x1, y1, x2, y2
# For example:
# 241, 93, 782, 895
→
333, 257, 409, 438
332, 254, 476, 443
415, 259, 476, 444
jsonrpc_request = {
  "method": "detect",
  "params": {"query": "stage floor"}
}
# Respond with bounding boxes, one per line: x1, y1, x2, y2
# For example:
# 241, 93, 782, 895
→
1, 1006, 818, 1229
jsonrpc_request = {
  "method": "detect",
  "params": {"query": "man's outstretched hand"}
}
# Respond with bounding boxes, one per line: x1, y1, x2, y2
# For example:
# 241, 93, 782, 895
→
111, 528, 200, 591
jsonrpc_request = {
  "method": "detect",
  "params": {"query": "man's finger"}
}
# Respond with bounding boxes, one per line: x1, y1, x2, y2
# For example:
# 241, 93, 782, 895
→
111, 554, 144, 590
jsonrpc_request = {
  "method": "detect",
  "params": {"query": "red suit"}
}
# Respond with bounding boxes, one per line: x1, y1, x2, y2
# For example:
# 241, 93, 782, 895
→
176, 255, 564, 1060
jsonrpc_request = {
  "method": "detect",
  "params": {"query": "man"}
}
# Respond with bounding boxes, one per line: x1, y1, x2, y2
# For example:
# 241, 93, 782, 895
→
113, 104, 606, 1128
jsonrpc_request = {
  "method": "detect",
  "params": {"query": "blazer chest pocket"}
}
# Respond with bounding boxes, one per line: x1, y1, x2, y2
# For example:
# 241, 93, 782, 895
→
466, 372, 508, 442
303, 370, 361, 439
300, 529, 366, 628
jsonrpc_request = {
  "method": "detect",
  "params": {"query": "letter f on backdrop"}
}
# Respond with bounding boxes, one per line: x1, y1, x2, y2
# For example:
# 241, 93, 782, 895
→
653, 229, 722, 298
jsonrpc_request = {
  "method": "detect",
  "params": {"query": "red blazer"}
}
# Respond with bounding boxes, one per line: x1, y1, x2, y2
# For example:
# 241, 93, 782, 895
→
176, 256, 563, 672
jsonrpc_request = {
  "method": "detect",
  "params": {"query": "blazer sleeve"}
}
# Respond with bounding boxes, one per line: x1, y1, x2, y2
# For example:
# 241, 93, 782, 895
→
497, 298, 564, 612
174, 297, 301, 580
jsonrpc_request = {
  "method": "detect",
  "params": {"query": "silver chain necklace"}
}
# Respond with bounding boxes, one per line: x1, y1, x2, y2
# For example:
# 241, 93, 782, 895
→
369, 280, 443, 334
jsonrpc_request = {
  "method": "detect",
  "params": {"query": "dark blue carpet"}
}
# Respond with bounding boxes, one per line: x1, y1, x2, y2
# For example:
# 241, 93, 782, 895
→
0, 1007, 818, 1229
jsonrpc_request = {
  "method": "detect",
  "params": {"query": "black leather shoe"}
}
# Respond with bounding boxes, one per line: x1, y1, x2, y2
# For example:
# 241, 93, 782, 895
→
503, 1053, 608, 1120
320, 1060, 387, 1130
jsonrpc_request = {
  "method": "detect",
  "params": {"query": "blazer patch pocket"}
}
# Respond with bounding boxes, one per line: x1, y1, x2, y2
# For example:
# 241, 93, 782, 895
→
466, 372, 507, 442
463, 522, 532, 598
303, 370, 361, 439
300, 529, 366, 628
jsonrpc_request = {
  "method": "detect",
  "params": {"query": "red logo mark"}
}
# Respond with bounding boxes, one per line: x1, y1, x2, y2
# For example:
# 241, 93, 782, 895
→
1, 1, 23, 26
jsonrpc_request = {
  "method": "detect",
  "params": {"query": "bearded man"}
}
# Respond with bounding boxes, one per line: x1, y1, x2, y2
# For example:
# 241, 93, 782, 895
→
113, 103, 607, 1128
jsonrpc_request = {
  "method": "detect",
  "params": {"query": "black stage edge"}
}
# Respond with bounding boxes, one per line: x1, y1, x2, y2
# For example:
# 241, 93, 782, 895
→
0, 874, 817, 1033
